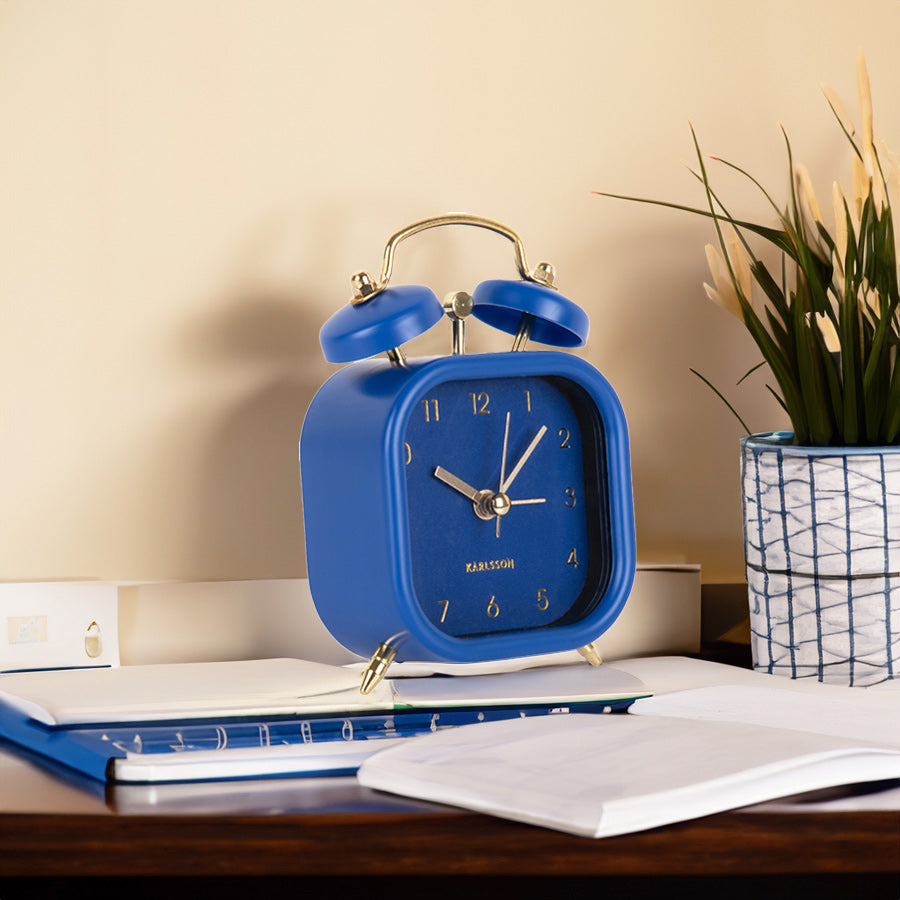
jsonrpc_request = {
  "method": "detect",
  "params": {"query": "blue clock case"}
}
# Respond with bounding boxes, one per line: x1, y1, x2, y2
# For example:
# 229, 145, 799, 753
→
300, 350, 635, 664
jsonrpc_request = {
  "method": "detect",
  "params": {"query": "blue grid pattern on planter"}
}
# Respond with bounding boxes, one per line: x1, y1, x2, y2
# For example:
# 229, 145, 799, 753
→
741, 438, 900, 686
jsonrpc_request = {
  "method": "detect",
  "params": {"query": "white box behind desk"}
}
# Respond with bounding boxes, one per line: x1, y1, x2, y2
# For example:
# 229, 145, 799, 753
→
117, 565, 701, 666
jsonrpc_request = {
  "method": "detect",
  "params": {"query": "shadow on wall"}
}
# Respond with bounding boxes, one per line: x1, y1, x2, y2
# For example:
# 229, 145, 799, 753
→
181, 297, 326, 579
173, 213, 339, 581
143, 204, 533, 583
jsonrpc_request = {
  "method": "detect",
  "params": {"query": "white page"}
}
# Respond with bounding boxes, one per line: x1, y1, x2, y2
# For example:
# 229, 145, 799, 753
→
348, 650, 586, 678
394, 662, 647, 707
630, 684, 900, 746
357, 713, 900, 838
602, 655, 895, 696
0, 658, 392, 725
112, 734, 413, 783
748, 781, 900, 812
108, 773, 443, 816
0, 657, 647, 727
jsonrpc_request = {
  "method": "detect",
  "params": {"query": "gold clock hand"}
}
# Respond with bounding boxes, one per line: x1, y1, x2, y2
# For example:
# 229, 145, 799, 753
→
499, 411, 511, 492
498, 494, 547, 537
436, 466, 515, 526
433, 466, 480, 502
496, 412, 512, 538
501, 425, 548, 493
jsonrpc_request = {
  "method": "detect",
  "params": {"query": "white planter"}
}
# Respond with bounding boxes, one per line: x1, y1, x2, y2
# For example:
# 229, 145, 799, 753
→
741, 431, 900, 685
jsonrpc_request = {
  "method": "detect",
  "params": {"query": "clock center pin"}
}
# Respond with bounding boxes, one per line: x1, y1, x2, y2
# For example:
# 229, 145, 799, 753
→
473, 489, 511, 521
490, 492, 512, 517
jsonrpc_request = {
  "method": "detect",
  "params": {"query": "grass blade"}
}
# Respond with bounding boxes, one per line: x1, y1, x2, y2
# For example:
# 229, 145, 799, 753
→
690, 368, 752, 435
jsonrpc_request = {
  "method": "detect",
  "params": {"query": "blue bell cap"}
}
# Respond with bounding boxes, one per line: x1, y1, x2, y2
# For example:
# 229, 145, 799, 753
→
319, 284, 444, 363
471, 279, 589, 348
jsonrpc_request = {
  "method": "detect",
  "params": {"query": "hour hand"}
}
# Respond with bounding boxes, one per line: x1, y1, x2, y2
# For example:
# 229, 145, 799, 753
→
433, 466, 480, 502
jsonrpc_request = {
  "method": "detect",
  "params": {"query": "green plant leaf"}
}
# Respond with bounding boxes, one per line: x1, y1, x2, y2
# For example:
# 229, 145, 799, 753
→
883, 362, 900, 442
736, 360, 767, 386
594, 191, 795, 255
689, 368, 752, 434
793, 289, 835, 444
821, 90, 863, 161
598, 81, 900, 445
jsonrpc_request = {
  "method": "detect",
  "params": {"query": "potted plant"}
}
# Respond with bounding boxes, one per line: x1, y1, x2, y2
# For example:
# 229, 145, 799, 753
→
600, 51, 899, 685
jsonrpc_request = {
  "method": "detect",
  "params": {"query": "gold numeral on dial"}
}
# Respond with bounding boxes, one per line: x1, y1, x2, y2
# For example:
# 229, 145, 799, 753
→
523, 390, 531, 412
404, 442, 412, 465
437, 599, 449, 623
564, 487, 576, 508
536, 588, 549, 611
469, 392, 490, 415
567, 548, 578, 568
486, 596, 500, 618
422, 398, 439, 422
558, 427, 571, 449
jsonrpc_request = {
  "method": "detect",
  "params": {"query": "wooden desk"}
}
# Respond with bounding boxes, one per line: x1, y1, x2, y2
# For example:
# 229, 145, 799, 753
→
1, 741, 897, 899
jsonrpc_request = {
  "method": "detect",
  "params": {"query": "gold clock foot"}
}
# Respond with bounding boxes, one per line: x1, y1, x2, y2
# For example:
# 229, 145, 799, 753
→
577, 642, 602, 666
360, 641, 398, 694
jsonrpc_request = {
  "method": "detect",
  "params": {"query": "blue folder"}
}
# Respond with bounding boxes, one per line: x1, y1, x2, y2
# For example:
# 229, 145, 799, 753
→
0, 696, 636, 784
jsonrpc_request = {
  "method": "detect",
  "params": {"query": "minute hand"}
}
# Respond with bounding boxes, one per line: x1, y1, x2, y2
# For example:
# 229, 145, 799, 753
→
500, 425, 548, 493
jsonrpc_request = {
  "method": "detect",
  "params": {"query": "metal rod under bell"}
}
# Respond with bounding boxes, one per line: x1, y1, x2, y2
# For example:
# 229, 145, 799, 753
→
511, 313, 535, 352
386, 347, 408, 368
451, 318, 466, 355
443, 291, 473, 355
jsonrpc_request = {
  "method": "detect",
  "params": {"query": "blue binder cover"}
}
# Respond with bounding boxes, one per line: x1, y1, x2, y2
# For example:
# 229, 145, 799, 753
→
0, 697, 636, 784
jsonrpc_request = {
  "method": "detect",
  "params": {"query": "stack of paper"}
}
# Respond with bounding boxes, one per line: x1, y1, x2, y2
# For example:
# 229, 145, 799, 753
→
357, 665, 900, 837
358, 711, 900, 838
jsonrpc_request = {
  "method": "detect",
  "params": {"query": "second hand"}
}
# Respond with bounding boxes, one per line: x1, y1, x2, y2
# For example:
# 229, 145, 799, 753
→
497, 412, 511, 538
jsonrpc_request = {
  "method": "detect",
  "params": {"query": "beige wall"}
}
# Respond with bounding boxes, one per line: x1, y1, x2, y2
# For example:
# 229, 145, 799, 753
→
1, 0, 898, 585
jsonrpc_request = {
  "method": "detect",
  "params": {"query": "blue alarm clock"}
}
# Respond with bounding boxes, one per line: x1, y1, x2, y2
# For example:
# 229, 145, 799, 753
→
300, 215, 635, 692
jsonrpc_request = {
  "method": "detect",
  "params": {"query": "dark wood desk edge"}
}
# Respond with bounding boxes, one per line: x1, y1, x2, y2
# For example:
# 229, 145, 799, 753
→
2, 808, 898, 877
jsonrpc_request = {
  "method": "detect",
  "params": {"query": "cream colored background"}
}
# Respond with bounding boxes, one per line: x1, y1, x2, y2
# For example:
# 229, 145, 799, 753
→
2, 0, 899, 586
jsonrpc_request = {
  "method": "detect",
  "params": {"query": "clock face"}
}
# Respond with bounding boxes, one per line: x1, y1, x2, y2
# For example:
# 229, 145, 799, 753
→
402, 374, 611, 638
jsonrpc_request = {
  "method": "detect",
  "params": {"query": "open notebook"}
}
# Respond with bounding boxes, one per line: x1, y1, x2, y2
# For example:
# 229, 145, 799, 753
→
357, 679, 900, 838
0, 657, 647, 782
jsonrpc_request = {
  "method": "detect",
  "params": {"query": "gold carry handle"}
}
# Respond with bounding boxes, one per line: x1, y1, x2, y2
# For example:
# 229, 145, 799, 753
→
351, 213, 555, 305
